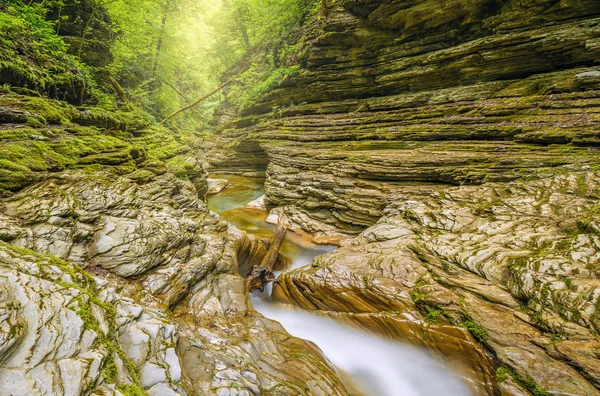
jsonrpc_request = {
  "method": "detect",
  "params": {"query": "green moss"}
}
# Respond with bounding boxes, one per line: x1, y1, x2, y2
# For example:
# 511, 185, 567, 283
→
495, 366, 510, 383
463, 319, 488, 343
127, 169, 155, 184
74, 107, 121, 129
102, 352, 118, 383
0, 94, 202, 195
25, 117, 45, 127
575, 218, 599, 235
117, 384, 147, 396
575, 174, 587, 197
362, 275, 371, 289
1, 140, 73, 171
563, 218, 599, 237
78, 150, 132, 166
165, 155, 199, 180
495, 365, 550, 396
0, 243, 146, 394
527, 306, 551, 332
113, 109, 154, 132
424, 308, 442, 324
20, 96, 77, 124
52, 133, 130, 159
409, 277, 430, 303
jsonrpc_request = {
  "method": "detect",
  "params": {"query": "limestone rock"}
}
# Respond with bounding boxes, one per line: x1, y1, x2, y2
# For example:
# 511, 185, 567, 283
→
245, 194, 266, 209
274, 172, 600, 395
0, 169, 350, 395
211, 0, 600, 236
207, 178, 230, 195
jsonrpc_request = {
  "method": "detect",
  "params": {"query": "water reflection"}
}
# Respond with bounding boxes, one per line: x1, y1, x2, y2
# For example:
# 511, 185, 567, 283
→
207, 174, 335, 262
207, 174, 265, 213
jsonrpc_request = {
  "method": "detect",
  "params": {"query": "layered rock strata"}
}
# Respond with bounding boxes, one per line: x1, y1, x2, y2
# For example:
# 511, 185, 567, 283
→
211, 0, 600, 236
274, 171, 600, 395
211, 1, 600, 394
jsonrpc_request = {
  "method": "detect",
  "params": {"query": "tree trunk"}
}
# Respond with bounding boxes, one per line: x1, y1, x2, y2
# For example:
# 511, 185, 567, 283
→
153, 0, 172, 74
259, 213, 287, 269
108, 76, 131, 109
158, 76, 203, 117
159, 79, 232, 125
322, 0, 329, 18
246, 212, 288, 292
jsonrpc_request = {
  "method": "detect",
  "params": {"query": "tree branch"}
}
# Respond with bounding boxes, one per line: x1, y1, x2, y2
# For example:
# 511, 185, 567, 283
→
159, 80, 232, 125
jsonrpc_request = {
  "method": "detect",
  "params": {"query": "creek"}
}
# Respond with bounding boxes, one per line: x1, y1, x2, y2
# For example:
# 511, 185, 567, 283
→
207, 174, 470, 396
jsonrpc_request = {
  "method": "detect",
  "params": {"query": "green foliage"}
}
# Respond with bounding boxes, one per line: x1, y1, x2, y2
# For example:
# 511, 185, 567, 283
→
103, 0, 318, 122
228, 65, 301, 111
1, 0, 323, 124
0, 1, 95, 102
463, 319, 488, 343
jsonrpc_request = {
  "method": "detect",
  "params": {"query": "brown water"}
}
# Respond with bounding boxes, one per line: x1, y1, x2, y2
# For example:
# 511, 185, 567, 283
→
207, 174, 335, 267
206, 174, 470, 396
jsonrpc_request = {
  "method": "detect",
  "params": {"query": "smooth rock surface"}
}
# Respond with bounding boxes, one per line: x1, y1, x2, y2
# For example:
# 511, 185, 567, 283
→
274, 172, 600, 395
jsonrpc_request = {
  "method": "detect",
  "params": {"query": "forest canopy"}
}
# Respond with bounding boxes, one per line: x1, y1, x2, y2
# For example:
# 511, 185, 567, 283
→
0, 0, 320, 128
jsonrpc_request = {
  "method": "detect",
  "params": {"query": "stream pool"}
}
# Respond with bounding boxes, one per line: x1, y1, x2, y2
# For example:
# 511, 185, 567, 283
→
207, 174, 470, 396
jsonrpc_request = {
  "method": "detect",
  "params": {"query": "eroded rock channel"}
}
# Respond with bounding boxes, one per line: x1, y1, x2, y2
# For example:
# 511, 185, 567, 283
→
1, 0, 600, 395
206, 174, 473, 396
206, 1, 600, 394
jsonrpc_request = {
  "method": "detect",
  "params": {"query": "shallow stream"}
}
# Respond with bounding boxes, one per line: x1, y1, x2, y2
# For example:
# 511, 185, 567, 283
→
207, 174, 470, 396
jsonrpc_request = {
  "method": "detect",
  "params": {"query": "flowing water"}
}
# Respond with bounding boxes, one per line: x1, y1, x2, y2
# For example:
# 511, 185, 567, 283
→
207, 174, 470, 396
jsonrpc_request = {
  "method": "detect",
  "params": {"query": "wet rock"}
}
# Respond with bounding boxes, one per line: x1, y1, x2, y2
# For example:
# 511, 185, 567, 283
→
576, 71, 600, 89
274, 172, 600, 395
0, 169, 350, 395
207, 178, 230, 195
245, 194, 266, 209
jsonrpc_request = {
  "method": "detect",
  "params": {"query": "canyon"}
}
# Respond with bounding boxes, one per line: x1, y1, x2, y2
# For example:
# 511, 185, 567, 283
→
209, 0, 600, 395
0, 0, 599, 395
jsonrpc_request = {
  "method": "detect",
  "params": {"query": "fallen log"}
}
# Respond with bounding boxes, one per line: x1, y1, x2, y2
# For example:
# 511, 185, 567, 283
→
246, 212, 288, 292
159, 80, 231, 125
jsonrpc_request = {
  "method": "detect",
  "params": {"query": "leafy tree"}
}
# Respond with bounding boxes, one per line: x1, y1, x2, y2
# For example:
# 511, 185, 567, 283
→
1, 0, 322, 124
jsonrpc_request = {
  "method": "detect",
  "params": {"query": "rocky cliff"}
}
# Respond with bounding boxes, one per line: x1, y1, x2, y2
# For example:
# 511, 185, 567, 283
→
212, 0, 600, 237
211, 0, 600, 395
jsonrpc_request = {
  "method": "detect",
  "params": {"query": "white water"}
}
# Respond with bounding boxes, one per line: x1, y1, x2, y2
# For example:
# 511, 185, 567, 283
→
208, 176, 471, 396
252, 297, 470, 396
250, 246, 470, 396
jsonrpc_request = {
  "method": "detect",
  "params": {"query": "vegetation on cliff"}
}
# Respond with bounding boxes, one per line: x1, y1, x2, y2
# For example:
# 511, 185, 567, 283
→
0, 0, 323, 196
2, 1, 600, 395
0, 0, 320, 127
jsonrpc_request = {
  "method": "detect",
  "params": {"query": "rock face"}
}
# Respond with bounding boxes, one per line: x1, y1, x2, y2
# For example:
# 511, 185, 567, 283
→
211, 0, 600, 237
0, 243, 183, 396
207, 178, 230, 195
210, 1, 600, 394
0, 170, 349, 395
0, 94, 349, 395
274, 172, 600, 395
